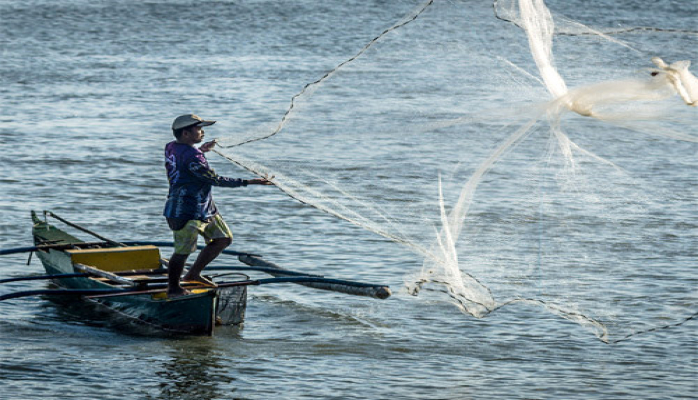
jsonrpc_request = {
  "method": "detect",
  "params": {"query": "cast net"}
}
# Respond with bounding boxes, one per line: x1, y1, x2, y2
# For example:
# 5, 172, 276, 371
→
214, 0, 697, 342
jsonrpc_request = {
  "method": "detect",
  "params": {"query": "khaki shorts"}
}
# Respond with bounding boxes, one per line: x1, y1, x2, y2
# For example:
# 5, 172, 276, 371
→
171, 214, 233, 255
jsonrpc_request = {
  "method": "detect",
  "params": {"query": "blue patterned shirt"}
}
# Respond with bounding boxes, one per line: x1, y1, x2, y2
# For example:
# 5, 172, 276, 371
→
163, 141, 246, 221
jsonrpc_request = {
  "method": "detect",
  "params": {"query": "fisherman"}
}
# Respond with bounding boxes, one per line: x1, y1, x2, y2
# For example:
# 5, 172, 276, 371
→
164, 114, 272, 297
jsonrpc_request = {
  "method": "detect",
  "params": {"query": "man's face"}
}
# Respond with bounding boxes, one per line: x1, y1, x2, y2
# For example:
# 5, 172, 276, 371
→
184, 125, 205, 143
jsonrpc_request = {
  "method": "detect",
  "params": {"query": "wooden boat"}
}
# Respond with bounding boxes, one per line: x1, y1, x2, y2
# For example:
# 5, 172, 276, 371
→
0, 211, 391, 336
29, 211, 246, 335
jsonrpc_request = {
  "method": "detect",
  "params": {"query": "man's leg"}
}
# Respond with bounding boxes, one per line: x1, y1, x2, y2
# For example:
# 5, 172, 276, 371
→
183, 215, 233, 285
167, 253, 190, 296
166, 219, 200, 296
183, 237, 231, 285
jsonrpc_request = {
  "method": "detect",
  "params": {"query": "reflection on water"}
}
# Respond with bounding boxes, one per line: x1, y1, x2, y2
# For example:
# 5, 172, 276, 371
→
151, 341, 238, 400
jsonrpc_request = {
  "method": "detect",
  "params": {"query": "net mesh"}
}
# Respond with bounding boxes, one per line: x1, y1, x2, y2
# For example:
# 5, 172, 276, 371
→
214, 0, 697, 342
216, 286, 247, 326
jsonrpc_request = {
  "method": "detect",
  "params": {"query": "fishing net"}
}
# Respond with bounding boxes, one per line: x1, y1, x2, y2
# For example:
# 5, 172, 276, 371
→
216, 286, 247, 326
214, 0, 697, 342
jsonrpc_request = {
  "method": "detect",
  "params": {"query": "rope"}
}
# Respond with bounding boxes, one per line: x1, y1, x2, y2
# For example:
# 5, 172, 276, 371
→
218, 0, 436, 150
610, 311, 698, 344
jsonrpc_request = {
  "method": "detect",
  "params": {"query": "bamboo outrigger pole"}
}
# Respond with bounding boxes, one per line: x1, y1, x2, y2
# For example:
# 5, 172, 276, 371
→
0, 276, 382, 302
239, 255, 391, 299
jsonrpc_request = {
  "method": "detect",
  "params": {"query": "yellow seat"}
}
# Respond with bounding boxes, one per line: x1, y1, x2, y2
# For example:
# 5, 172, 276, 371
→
66, 245, 161, 273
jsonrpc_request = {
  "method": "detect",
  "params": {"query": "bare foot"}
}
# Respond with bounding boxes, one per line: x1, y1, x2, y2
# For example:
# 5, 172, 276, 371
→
182, 274, 217, 287
167, 288, 191, 298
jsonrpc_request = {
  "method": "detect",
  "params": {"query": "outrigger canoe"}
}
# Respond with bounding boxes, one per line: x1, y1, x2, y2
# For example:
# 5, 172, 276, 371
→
0, 211, 391, 336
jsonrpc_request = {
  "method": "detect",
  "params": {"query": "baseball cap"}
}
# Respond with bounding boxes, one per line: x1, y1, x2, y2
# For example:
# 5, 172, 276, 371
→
172, 114, 216, 130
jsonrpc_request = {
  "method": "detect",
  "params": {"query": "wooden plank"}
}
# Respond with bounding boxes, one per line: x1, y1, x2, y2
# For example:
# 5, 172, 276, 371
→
74, 263, 137, 287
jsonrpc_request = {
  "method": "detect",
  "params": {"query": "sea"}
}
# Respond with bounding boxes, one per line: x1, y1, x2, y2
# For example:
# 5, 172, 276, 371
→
0, 0, 696, 399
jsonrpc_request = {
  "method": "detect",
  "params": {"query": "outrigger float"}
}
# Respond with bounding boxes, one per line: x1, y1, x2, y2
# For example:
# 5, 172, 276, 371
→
0, 211, 391, 336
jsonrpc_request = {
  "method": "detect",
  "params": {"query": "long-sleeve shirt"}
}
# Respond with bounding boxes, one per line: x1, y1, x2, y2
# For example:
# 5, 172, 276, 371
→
163, 141, 246, 221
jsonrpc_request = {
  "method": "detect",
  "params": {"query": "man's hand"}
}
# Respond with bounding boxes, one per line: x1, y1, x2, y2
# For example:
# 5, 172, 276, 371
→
248, 174, 275, 185
199, 140, 217, 153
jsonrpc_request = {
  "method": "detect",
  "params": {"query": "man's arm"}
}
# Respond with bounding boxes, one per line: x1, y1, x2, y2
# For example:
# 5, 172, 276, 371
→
188, 158, 245, 187
188, 154, 273, 187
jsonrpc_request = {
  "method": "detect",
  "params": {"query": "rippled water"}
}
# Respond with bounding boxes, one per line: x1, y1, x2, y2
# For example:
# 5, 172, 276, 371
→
1, 1, 696, 399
